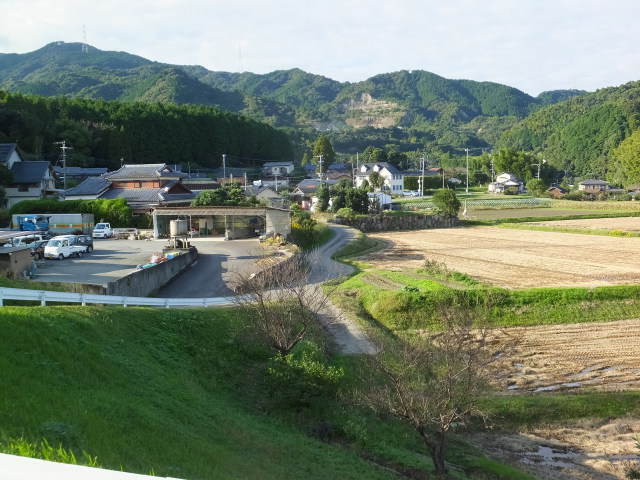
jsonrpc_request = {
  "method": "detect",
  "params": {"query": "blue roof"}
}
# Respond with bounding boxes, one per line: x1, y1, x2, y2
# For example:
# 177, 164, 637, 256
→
10, 161, 51, 183
0, 143, 18, 165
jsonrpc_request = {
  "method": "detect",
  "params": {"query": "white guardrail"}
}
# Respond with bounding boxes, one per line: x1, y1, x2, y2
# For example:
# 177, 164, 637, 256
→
0, 287, 234, 308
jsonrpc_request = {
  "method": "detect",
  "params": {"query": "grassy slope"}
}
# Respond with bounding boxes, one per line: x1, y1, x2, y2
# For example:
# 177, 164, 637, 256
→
0, 306, 398, 480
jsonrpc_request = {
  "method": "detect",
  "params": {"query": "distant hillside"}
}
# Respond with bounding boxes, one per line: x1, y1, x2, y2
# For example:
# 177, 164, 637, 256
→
498, 80, 640, 182
0, 42, 588, 162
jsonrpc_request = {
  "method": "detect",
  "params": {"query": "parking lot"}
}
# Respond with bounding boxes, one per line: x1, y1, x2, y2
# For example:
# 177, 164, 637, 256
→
33, 237, 261, 297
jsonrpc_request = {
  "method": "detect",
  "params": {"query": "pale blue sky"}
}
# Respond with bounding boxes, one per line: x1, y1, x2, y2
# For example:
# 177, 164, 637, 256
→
1, 0, 639, 96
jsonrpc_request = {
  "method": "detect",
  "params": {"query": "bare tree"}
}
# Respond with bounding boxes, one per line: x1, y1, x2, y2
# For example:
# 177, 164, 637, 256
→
231, 250, 336, 356
357, 307, 508, 478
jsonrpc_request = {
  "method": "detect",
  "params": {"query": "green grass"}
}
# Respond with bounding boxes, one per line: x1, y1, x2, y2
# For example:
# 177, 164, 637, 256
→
463, 210, 640, 226
0, 305, 529, 479
332, 232, 385, 262
0, 306, 402, 479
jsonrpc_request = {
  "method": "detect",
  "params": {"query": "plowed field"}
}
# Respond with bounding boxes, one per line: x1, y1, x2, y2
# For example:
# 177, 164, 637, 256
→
362, 226, 640, 288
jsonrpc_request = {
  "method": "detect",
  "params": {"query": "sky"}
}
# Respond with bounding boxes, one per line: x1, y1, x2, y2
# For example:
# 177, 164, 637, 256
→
1, 0, 639, 96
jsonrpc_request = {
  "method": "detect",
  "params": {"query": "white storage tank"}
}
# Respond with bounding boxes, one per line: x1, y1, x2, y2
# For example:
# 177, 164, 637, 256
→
169, 219, 188, 236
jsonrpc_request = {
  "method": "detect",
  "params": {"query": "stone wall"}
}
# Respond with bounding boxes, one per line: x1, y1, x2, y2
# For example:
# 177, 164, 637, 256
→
330, 213, 459, 232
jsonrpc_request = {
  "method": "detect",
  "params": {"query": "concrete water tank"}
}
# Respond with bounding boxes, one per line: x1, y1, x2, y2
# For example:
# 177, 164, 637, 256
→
170, 219, 188, 236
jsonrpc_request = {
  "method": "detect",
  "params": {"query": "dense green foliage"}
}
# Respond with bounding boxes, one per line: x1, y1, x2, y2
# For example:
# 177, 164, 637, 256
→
9, 198, 132, 226
0, 42, 586, 172
0, 90, 292, 171
499, 81, 640, 182
191, 185, 258, 207
431, 189, 461, 217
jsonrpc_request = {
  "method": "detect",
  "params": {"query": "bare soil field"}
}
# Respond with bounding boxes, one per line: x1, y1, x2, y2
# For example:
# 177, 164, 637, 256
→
527, 216, 640, 232
361, 225, 640, 477
362, 226, 640, 289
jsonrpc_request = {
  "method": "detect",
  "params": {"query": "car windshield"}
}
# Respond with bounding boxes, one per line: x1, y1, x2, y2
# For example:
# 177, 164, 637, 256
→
48, 239, 61, 247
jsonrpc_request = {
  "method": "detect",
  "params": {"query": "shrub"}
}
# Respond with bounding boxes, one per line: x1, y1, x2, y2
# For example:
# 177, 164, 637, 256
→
431, 189, 461, 217
335, 208, 356, 221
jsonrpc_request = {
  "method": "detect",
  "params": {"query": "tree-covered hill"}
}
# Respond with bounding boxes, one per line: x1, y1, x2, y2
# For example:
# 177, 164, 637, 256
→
0, 41, 589, 163
0, 90, 292, 170
497, 80, 640, 183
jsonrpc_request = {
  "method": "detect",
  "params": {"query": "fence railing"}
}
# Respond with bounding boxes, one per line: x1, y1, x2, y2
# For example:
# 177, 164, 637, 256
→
0, 287, 234, 308
397, 197, 553, 210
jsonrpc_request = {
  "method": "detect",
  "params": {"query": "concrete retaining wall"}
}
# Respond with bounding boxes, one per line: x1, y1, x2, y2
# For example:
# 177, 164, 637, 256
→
65, 248, 198, 297
330, 213, 460, 231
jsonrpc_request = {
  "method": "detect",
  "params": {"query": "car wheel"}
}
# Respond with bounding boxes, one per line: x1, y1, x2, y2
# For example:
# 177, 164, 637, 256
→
76, 251, 83, 258
58, 253, 64, 260
87, 246, 93, 253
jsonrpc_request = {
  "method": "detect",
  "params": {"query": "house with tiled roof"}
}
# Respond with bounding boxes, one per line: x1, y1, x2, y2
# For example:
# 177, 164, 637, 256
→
0, 143, 57, 208
262, 161, 294, 177
354, 162, 407, 193
64, 164, 196, 212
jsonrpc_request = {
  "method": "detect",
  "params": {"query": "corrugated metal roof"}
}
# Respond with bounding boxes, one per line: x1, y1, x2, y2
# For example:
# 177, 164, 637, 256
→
152, 206, 285, 216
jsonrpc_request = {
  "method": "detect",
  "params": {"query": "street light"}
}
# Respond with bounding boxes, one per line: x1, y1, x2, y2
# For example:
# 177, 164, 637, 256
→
464, 148, 470, 193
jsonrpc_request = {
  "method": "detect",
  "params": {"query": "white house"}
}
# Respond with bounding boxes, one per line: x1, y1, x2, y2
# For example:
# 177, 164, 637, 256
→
355, 162, 406, 194
488, 172, 525, 194
0, 143, 58, 208
262, 161, 294, 177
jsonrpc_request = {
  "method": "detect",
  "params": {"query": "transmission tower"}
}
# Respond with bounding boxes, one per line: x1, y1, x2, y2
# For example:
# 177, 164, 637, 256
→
82, 25, 88, 53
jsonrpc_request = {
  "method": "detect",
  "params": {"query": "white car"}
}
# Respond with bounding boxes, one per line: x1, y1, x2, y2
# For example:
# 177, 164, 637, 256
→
92, 223, 113, 238
402, 190, 420, 197
44, 236, 85, 260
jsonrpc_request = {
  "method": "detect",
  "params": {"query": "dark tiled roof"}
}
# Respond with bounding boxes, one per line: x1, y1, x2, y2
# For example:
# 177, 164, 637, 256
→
359, 162, 402, 175
103, 164, 187, 180
328, 163, 348, 171
304, 164, 317, 171
580, 179, 609, 185
294, 179, 337, 195
10, 161, 51, 183
53, 166, 108, 177
101, 188, 196, 204
0, 143, 17, 164
263, 161, 294, 167
64, 177, 112, 196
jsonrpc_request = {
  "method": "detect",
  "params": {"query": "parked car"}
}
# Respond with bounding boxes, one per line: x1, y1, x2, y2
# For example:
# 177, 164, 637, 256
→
92, 223, 113, 238
402, 190, 420, 197
44, 236, 85, 259
30, 239, 50, 260
74, 234, 94, 253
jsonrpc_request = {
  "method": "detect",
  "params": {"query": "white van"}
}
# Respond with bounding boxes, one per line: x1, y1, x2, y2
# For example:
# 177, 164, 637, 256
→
92, 223, 113, 238
44, 236, 85, 260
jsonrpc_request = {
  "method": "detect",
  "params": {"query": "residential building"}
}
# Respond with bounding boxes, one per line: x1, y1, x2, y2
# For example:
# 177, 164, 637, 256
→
262, 161, 294, 177
488, 172, 525, 194
354, 162, 406, 193
64, 164, 195, 213
578, 179, 610, 192
0, 143, 57, 208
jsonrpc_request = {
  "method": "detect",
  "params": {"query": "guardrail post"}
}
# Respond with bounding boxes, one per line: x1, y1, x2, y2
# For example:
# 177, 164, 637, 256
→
80, 294, 86, 306
39, 292, 46, 307
164, 299, 170, 308
122, 297, 128, 307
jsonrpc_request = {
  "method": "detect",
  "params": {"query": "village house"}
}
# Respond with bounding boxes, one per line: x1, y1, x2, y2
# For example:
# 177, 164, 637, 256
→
578, 179, 610, 193
354, 162, 406, 193
488, 172, 525, 194
262, 161, 294, 177
64, 163, 196, 213
0, 143, 57, 208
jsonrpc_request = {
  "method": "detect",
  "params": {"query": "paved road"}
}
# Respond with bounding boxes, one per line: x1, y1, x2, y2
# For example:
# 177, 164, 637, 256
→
158, 238, 259, 298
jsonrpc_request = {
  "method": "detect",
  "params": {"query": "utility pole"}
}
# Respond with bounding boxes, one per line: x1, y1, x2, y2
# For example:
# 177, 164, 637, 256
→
465, 148, 470, 193
54, 140, 72, 192
244, 172, 247, 190
274, 172, 278, 192
314, 155, 323, 182
420, 156, 426, 197
222, 154, 226, 185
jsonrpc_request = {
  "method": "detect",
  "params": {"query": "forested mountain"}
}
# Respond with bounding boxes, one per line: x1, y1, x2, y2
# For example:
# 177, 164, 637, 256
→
0, 42, 590, 165
497, 81, 640, 183
0, 91, 292, 170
